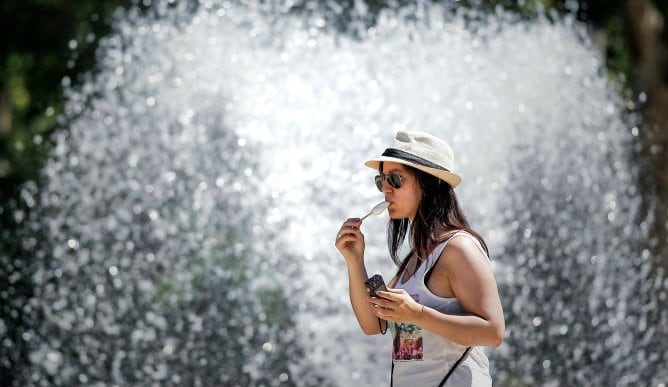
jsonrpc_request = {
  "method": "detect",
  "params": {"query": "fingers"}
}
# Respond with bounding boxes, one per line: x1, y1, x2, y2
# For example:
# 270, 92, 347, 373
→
367, 290, 414, 322
340, 218, 362, 234
370, 298, 393, 320
335, 218, 363, 243
369, 297, 386, 313
370, 289, 401, 301
335, 228, 361, 245
369, 296, 386, 308
367, 295, 391, 311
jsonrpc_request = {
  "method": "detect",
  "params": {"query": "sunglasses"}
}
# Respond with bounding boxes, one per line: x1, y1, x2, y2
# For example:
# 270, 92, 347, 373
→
374, 172, 404, 191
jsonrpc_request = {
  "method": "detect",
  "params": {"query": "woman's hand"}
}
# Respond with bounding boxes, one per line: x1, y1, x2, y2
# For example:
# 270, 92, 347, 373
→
367, 288, 422, 324
334, 218, 365, 265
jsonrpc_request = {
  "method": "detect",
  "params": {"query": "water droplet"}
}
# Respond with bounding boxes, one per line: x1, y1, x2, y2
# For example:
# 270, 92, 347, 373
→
67, 239, 79, 249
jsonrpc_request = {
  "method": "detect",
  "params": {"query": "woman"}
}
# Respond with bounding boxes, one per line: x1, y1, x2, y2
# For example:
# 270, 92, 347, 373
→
335, 130, 504, 386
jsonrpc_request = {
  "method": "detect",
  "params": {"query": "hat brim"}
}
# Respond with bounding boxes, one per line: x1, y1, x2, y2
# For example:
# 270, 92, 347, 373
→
365, 156, 462, 188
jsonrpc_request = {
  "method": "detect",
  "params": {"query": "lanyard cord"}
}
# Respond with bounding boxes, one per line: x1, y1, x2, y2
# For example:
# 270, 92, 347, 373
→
390, 347, 471, 387
438, 347, 471, 387
379, 318, 387, 335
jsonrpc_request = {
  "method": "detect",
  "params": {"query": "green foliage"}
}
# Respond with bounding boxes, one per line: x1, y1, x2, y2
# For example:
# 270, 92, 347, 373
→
0, 0, 137, 184
6, 55, 30, 111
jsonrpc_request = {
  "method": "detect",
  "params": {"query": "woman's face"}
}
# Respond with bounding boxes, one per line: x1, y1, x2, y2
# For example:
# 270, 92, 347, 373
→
379, 162, 422, 221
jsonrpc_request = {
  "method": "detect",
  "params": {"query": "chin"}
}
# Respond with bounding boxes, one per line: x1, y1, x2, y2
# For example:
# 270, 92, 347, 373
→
388, 210, 403, 220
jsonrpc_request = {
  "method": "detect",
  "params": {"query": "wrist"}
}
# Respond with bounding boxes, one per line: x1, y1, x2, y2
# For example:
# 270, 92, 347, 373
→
415, 304, 425, 324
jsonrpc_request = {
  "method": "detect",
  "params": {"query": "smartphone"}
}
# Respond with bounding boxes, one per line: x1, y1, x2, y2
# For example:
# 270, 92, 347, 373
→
365, 274, 387, 298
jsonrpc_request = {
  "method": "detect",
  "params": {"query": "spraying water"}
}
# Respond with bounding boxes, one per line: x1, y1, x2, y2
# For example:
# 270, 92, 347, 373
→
10, 1, 667, 385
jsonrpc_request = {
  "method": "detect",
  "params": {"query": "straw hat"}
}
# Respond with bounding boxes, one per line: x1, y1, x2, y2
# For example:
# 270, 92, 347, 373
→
364, 130, 462, 188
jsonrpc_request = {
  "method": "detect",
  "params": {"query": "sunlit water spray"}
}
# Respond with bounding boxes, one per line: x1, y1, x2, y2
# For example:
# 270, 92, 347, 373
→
13, 1, 667, 385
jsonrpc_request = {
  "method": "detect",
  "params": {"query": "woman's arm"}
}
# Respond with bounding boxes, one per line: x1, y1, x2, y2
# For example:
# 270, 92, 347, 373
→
335, 218, 387, 335
346, 261, 387, 335
370, 236, 505, 346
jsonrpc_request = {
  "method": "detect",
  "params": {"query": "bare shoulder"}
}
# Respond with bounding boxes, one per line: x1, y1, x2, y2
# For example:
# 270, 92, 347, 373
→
438, 234, 488, 269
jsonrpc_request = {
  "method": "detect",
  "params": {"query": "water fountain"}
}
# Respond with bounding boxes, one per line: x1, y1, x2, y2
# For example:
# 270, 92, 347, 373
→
7, 0, 667, 385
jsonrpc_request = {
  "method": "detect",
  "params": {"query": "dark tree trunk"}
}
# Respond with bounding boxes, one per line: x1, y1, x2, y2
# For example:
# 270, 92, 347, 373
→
625, 0, 668, 269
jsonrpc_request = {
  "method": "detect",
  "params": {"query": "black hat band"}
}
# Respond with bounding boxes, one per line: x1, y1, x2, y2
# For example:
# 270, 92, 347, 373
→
381, 148, 451, 172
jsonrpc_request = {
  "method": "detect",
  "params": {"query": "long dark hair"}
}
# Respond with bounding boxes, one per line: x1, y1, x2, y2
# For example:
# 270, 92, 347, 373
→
385, 164, 489, 275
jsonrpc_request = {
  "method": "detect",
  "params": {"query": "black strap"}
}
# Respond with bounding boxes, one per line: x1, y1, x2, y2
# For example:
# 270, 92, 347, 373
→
390, 347, 471, 387
378, 318, 387, 335
438, 347, 471, 387
382, 148, 451, 172
390, 361, 394, 387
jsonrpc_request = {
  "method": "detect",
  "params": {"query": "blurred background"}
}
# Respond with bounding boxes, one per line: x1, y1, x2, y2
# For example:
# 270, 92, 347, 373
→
1, 0, 667, 386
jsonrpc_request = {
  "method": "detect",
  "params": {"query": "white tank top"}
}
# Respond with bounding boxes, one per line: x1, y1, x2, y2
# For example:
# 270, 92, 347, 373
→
390, 232, 492, 387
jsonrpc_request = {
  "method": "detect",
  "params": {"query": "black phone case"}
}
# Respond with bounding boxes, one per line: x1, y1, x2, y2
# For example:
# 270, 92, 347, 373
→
365, 274, 387, 297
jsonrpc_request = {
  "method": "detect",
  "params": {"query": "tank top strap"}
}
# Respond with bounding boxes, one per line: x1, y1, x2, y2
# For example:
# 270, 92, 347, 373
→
423, 241, 448, 273
448, 231, 488, 259
423, 231, 487, 274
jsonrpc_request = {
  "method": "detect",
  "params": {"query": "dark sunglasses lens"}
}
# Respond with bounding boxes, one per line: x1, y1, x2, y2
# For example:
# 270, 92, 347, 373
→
374, 173, 402, 191
387, 173, 402, 189
374, 175, 384, 191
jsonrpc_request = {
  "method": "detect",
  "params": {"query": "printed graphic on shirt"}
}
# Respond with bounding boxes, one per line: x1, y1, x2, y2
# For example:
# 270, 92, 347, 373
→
392, 294, 423, 362
392, 323, 424, 361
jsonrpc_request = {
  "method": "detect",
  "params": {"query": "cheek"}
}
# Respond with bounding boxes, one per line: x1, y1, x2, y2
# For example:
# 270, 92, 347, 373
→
409, 188, 422, 212
395, 186, 421, 215
410, 197, 421, 214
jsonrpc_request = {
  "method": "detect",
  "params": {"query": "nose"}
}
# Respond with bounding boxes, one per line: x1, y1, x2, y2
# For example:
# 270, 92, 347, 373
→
381, 177, 393, 193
